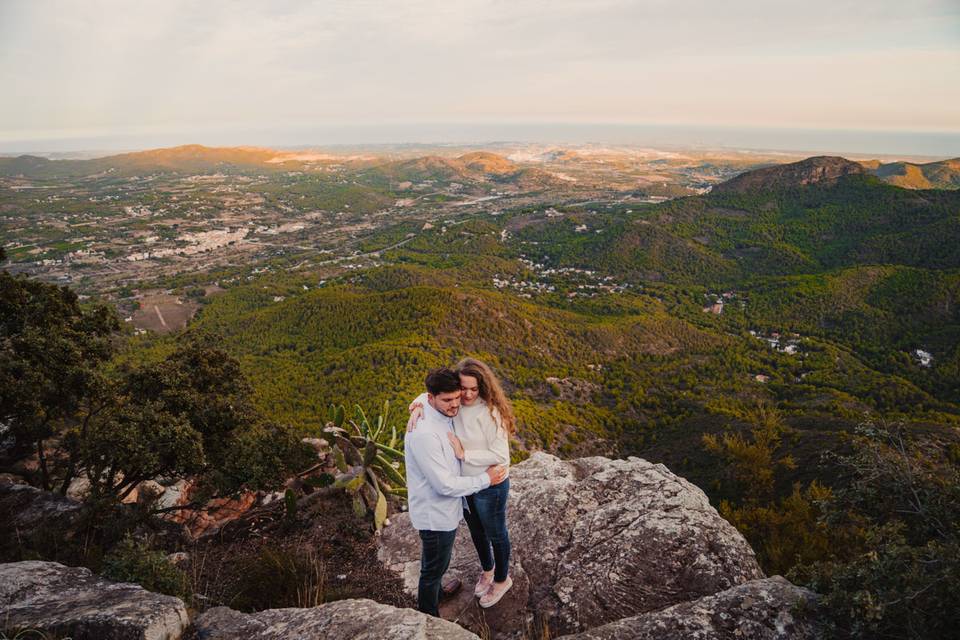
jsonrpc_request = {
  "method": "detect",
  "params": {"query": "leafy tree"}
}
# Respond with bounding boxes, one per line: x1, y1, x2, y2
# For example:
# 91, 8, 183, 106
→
68, 399, 204, 502
1, 252, 310, 506
212, 418, 313, 496
0, 267, 118, 490
122, 337, 263, 473
60, 338, 313, 507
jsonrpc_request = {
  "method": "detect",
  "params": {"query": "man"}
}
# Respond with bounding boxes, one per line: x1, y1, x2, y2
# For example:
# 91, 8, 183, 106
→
404, 367, 508, 617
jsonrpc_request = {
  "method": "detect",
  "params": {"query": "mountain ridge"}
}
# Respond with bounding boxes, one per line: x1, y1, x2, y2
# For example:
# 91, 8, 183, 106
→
871, 157, 960, 189
4, 145, 958, 191
711, 156, 866, 194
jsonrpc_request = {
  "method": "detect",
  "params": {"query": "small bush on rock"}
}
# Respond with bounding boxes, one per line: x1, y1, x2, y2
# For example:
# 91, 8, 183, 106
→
102, 536, 189, 600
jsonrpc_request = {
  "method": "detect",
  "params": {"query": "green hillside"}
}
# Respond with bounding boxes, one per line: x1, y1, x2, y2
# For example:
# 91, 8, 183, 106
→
188, 277, 663, 450
505, 176, 960, 283
119, 172, 955, 493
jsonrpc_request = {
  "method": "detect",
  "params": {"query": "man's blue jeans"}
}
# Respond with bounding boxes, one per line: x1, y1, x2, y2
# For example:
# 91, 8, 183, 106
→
463, 477, 511, 582
417, 528, 457, 617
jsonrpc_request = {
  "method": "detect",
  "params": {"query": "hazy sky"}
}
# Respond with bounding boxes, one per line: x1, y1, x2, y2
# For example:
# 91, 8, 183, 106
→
1, 0, 959, 153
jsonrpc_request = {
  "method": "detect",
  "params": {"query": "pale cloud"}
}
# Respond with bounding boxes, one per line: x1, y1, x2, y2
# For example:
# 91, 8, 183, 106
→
0, 0, 958, 148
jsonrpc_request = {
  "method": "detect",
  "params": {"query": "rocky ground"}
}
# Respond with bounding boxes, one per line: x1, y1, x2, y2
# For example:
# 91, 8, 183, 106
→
1, 453, 824, 639
0, 561, 189, 640
378, 452, 819, 639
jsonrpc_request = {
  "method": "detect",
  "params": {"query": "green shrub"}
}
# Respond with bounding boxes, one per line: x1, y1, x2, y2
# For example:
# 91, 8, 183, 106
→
795, 528, 959, 640
102, 537, 189, 600
718, 481, 845, 575
791, 421, 960, 639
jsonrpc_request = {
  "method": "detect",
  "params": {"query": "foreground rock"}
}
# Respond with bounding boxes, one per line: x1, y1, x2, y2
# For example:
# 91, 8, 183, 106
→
0, 480, 83, 534
376, 515, 533, 638
379, 452, 767, 637
193, 599, 479, 639
0, 456, 818, 639
0, 481, 84, 555
0, 561, 189, 640
556, 577, 821, 639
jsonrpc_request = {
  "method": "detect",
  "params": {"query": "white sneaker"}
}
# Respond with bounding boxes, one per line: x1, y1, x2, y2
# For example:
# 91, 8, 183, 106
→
479, 576, 512, 608
475, 571, 495, 597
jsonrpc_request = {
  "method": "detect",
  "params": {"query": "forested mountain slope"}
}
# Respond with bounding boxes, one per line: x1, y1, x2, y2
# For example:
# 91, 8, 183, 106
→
165, 166, 960, 491
507, 173, 960, 283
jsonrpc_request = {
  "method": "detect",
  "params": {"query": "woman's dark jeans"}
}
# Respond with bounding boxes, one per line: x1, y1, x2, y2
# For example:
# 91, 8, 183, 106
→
417, 529, 457, 616
463, 477, 511, 582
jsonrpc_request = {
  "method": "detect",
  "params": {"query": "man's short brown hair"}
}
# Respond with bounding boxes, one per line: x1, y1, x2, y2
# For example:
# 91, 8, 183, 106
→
425, 367, 460, 395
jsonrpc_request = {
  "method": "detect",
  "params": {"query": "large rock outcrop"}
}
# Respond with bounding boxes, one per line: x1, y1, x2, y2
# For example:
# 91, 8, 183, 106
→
192, 599, 479, 639
556, 576, 820, 639
0, 480, 84, 554
0, 561, 189, 640
378, 453, 774, 637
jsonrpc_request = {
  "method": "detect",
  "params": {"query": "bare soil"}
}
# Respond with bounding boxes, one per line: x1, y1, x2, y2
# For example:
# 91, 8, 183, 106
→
132, 293, 198, 333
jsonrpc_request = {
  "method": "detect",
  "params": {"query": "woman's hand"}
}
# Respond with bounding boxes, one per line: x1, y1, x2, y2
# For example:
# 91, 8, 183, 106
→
406, 402, 424, 432
486, 464, 508, 485
447, 432, 465, 460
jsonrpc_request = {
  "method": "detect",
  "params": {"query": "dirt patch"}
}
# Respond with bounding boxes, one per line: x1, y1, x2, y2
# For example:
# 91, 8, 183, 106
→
505, 212, 558, 232
132, 293, 198, 333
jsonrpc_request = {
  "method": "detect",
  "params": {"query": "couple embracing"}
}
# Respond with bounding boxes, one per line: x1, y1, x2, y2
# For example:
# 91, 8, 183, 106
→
403, 358, 515, 617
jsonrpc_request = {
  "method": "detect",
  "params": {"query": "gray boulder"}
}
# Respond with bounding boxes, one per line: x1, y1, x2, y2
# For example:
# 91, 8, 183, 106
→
193, 599, 479, 639
67, 474, 92, 500
0, 481, 83, 546
556, 576, 821, 639
0, 560, 189, 640
379, 452, 766, 636
156, 479, 190, 510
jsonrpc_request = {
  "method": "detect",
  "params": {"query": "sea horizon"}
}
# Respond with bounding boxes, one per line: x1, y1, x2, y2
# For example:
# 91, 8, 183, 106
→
2, 122, 957, 160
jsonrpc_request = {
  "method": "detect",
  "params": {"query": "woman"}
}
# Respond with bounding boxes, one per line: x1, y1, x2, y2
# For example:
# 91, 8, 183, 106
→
407, 357, 515, 608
